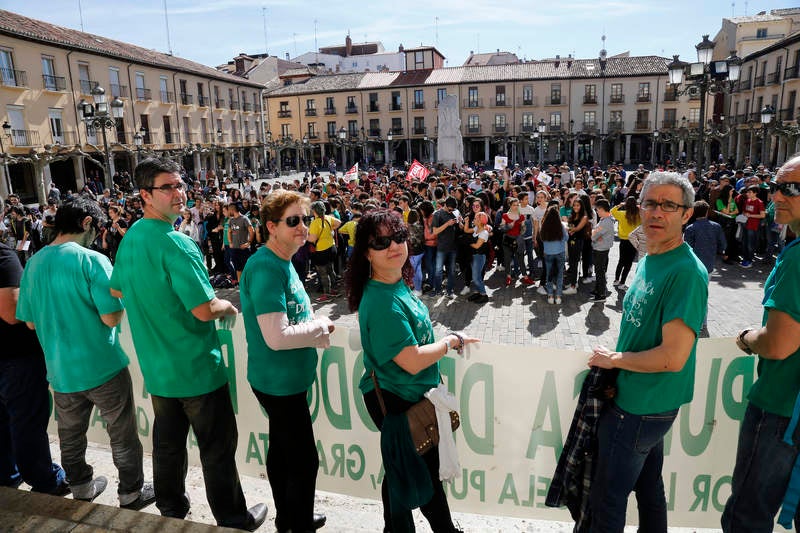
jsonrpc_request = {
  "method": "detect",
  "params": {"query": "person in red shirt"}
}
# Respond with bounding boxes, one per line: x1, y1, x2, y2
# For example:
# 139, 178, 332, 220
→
741, 185, 765, 268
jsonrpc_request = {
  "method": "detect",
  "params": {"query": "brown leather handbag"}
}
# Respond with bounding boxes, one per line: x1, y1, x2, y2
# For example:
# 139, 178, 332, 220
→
371, 371, 460, 455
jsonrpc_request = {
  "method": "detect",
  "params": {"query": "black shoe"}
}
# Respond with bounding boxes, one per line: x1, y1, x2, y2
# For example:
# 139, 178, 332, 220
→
312, 513, 327, 529
52, 481, 71, 497
74, 476, 108, 502
120, 482, 156, 511
474, 294, 489, 304
467, 292, 480, 301
591, 293, 607, 302
241, 503, 268, 532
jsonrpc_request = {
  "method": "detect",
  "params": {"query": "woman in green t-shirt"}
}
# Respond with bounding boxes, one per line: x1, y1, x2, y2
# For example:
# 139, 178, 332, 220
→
240, 190, 333, 533
345, 209, 478, 532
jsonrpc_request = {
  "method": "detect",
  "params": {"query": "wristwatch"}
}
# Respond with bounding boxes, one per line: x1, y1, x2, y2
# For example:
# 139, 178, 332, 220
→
737, 329, 753, 355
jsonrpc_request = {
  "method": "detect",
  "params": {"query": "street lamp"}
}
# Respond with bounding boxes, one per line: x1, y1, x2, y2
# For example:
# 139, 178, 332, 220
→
133, 130, 143, 162
760, 104, 775, 167
667, 37, 741, 172
1, 121, 10, 195
537, 119, 546, 166
338, 127, 347, 171
78, 86, 124, 189
386, 129, 395, 167
651, 129, 659, 167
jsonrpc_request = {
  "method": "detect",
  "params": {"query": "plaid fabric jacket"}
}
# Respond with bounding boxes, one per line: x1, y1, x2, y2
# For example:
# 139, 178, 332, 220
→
545, 367, 618, 532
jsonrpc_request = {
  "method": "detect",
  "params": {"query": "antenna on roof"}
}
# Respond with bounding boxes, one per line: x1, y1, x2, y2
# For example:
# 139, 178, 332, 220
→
78, 0, 85, 32
435, 16, 439, 47
314, 19, 318, 64
163, 0, 173, 55
262, 7, 268, 56
731, 1, 735, 17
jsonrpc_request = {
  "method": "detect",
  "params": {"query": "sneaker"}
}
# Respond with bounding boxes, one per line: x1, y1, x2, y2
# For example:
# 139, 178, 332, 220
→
547, 295, 555, 304
555, 296, 562, 305
581, 276, 596, 284
73, 476, 108, 502
447, 292, 456, 299
474, 294, 489, 303
120, 482, 156, 511
617, 284, 628, 291
536, 286, 548, 295
460, 286, 471, 295
591, 293, 607, 302
521, 276, 535, 286
740, 260, 753, 268
467, 292, 480, 302
612, 279, 620, 287
505, 275, 512, 287
413, 290, 423, 298
563, 285, 577, 295
315, 294, 334, 303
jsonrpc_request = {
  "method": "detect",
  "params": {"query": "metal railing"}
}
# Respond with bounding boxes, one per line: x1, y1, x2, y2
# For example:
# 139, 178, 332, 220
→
662, 120, 677, 129
583, 95, 597, 104
636, 93, 652, 103
368, 103, 380, 112
305, 108, 317, 116
135, 87, 152, 101
784, 66, 798, 80
547, 97, 562, 105
110, 84, 129, 98
754, 75, 765, 87
779, 108, 795, 121
180, 93, 194, 105
492, 99, 508, 107
766, 72, 779, 85
413, 126, 426, 134
324, 107, 336, 115
369, 128, 381, 137
390, 103, 402, 111
737, 79, 752, 91
242, 102, 253, 112
215, 98, 226, 109
517, 96, 537, 106
663, 90, 678, 102
549, 123, 562, 131
163, 131, 180, 144
520, 124, 535, 132
51, 131, 78, 145
463, 98, 483, 108
160, 91, 174, 103
582, 121, 598, 131
609, 94, 625, 104
465, 125, 482, 134
277, 109, 291, 118
413, 102, 425, 109
198, 95, 209, 107
42, 74, 66, 91
634, 120, 651, 130
79, 79, 98, 94
493, 124, 507, 133
10, 129, 40, 146
390, 128, 404, 136
229, 100, 239, 111
608, 121, 624, 131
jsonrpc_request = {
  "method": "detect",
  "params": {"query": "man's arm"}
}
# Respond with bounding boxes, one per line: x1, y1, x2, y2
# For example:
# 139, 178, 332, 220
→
110, 288, 123, 298
738, 310, 800, 361
191, 297, 238, 322
0, 287, 20, 324
589, 318, 697, 373
100, 310, 125, 328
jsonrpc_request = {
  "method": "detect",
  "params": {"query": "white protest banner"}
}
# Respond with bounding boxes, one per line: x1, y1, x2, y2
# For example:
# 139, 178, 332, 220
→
494, 156, 508, 170
53, 324, 750, 528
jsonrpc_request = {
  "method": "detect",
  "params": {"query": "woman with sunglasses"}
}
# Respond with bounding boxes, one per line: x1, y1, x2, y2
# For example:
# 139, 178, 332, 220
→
345, 209, 478, 533
240, 189, 332, 533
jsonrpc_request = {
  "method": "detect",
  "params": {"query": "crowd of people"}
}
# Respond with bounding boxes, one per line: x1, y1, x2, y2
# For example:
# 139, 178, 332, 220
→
1, 153, 800, 533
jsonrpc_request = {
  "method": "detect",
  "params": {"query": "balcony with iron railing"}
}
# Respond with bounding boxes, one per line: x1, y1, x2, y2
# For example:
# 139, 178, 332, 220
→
549, 123, 562, 131
735, 114, 748, 124
230, 132, 242, 144
78, 79, 98, 94
583, 95, 597, 104
517, 96, 538, 106
51, 131, 78, 145
324, 106, 336, 115
201, 132, 215, 144
766, 72, 780, 85
492, 99, 509, 108
687, 121, 699, 129
306, 133, 319, 140
110, 84, 129, 98
749, 112, 761, 122
42, 74, 66, 91
546, 97, 562, 106
493, 124, 507, 133
180, 93, 194, 105
662, 120, 677, 129
160, 91, 174, 103
278, 109, 291, 118
609, 94, 625, 104
215, 98, 226, 109
163, 131, 180, 144
520, 124, 535, 133
345, 105, 359, 114
242, 102, 253, 112
198, 95, 209, 107
754, 75, 765, 87
413, 101, 425, 110
634, 120, 651, 130
229, 100, 239, 111
465, 124, 482, 134
779, 108, 795, 121
305, 108, 317, 116
368, 103, 380, 112
738, 79, 752, 91
135, 88, 152, 101
608, 121, 624, 131
636, 93, 652, 103
368, 128, 381, 137
390, 103, 402, 111
463, 98, 483, 108
246, 133, 255, 143
582, 121, 598, 132
389, 128, 403, 136
785, 66, 798, 80
10, 129, 40, 146
413, 126, 426, 135
663, 90, 678, 102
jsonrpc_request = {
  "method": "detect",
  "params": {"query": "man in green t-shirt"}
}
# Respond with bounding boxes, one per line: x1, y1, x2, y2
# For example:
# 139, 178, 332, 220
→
109, 158, 266, 531
17, 196, 154, 509
587, 172, 708, 531
723, 156, 800, 531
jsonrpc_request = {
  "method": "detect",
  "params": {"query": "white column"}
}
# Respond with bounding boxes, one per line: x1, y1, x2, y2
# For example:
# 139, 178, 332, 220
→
484, 138, 490, 162
73, 156, 86, 191
0, 163, 9, 199
624, 134, 632, 165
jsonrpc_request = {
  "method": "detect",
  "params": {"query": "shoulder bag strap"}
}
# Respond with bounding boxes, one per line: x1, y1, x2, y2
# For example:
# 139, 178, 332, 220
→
370, 370, 387, 416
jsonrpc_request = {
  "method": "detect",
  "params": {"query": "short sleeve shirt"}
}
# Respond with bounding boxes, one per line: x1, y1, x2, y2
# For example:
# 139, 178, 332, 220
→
17, 242, 128, 393
748, 238, 800, 417
241, 247, 317, 396
229, 215, 252, 248
308, 215, 336, 252
614, 243, 708, 415
110, 218, 226, 397
357, 280, 439, 402
0, 243, 43, 360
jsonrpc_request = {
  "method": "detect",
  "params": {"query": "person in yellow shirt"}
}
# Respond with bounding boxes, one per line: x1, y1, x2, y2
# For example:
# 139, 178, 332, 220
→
338, 203, 361, 258
307, 201, 341, 302
610, 196, 641, 290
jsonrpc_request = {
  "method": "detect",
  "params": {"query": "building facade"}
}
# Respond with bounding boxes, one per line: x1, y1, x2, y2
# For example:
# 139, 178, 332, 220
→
0, 10, 266, 203
264, 55, 696, 170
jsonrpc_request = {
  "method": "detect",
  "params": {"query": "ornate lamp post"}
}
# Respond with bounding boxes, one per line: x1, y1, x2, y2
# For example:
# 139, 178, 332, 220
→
338, 127, 347, 170
386, 129, 394, 167
78, 86, 124, 189
667, 36, 741, 172
537, 118, 546, 166
760, 104, 776, 167
651, 129, 659, 167
0, 121, 11, 196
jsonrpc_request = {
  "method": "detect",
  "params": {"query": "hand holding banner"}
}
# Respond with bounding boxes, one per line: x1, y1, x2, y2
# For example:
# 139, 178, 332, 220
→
406, 159, 430, 182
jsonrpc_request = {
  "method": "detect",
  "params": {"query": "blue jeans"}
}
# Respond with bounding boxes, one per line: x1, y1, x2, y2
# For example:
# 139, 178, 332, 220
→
151, 384, 249, 528
471, 253, 487, 295
743, 228, 758, 261
435, 249, 457, 295
423, 245, 437, 287
0, 354, 66, 493
410, 253, 424, 292
544, 252, 565, 296
721, 403, 800, 532
54, 368, 144, 500
589, 402, 678, 533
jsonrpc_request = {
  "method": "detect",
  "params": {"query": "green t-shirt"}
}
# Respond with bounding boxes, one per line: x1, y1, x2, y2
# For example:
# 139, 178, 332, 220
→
241, 246, 317, 395
614, 243, 708, 415
222, 217, 230, 246
357, 280, 439, 402
17, 242, 128, 393
748, 238, 800, 417
109, 218, 227, 397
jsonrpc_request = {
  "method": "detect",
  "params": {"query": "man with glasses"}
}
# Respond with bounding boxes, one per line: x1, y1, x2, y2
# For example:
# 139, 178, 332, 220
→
723, 156, 800, 531
110, 158, 266, 530
587, 172, 708, 531
17, 196, 153, 509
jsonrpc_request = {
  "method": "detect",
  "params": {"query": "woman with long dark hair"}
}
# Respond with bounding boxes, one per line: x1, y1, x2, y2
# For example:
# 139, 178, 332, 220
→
564, 196, 590, 294
610, 195, 641, 289
345, 209, 477, 533
715, 183, 739, 262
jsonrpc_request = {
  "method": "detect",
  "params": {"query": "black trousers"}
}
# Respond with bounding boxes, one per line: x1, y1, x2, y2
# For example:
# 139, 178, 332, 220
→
592, 249, 609, 296
252, 388, 319, 532
614, 239, 637, 284
363, 390, 459, 533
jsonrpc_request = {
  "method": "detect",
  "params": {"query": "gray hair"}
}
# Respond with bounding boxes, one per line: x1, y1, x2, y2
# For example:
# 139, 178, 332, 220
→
641, 171, 694, 209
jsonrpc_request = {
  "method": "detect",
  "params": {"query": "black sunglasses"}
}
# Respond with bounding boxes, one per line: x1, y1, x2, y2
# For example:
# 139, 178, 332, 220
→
274, 215, 314, 227
775, 181, 800, 198
369, 229, 409, 250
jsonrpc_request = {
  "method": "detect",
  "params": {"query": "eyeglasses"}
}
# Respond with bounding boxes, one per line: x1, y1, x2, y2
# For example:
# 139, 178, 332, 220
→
274, 215, 313, 227
639, 199, 689, 212
144, 183, 186, 193
368, 229, 409, 250
774, 181, 800, 198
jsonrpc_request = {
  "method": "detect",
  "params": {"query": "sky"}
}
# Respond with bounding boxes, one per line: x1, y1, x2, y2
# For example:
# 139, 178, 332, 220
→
2, 0, 784, 69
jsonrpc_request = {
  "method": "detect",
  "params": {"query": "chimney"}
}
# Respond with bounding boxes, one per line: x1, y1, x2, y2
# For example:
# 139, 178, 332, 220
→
285, 52, 290, 60
345, 34, 352, 56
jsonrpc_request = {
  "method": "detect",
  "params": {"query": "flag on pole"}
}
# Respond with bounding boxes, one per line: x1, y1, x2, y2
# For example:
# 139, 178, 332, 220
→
406, 159, 430, 182
344, 163, 359, 181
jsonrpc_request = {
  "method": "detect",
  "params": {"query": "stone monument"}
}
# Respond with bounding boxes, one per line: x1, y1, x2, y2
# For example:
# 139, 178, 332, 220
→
437, 94, 464, 167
